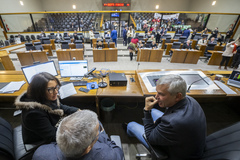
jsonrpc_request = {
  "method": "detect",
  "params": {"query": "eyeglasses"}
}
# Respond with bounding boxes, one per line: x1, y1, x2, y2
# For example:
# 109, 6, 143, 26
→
47, 85, 60, 94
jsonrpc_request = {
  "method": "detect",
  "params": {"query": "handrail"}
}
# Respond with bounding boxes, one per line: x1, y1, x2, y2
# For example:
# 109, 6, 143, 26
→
130, 15, 136, 28
100, 14, 104, 28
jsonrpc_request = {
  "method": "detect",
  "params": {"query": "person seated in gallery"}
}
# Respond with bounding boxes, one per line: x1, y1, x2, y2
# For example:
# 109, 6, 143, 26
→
96, 41, 104, 49
183, 40, 192, 49
151, 41, 158, 49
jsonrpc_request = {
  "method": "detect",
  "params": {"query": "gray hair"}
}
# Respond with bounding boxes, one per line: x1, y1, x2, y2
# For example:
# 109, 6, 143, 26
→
156, 74, 187, 97
57, 110, 98, 158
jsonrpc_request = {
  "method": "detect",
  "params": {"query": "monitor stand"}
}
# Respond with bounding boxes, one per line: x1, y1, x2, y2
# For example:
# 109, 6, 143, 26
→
70, 77, 83, 81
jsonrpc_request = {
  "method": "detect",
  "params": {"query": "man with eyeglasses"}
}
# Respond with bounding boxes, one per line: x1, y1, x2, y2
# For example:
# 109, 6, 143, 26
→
33, 110, 124, 160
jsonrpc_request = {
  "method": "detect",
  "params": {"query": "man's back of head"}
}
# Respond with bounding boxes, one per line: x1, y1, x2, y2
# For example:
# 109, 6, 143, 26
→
57, 110, 98, 159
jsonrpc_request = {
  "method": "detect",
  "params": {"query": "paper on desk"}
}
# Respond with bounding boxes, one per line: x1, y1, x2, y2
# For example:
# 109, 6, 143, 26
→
0, 81, 25, 93
59, 83, 77, 99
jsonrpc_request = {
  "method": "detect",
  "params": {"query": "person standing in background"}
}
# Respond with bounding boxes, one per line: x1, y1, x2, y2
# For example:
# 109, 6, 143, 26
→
123, 26, 128, 46
111, 27, 117, 47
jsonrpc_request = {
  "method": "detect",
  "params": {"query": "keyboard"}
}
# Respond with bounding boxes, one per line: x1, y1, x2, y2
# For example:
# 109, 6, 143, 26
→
61, 81, 88, 86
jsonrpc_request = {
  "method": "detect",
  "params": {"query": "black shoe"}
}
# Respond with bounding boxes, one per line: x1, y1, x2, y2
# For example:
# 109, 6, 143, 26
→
122, 122, 128, 132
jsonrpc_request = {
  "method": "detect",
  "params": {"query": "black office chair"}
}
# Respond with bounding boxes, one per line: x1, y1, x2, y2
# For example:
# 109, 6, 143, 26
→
31, 35, 36, 40
0, 40, 4, 47
64, 37, 71, 43
0, 117, 42, 160
138, 122, 240, 160
49, 33, 56, 39
193, 33, 202, 40
145, 41, 152, 48
178, 36, 187, 44
9, 35, 15, 44
4, 40, 10, 46
173, 34, 181, 40
42, 37, 51, 44
204, 43, 217, 61
169, 42, 181, 57
25, 35, 31, 43
63, 32, 68, 38
75, 41, 83, 49
202, 34, 209, 39
61, 41, 70, 49
105, 37, 111, 43
33, 42, 44, 50
161, 34, 171, 39
25, 43, 34, 51
94, 33, 100, 39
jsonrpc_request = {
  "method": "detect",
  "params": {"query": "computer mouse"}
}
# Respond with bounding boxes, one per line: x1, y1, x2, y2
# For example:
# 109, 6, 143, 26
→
91, 84, 95, 89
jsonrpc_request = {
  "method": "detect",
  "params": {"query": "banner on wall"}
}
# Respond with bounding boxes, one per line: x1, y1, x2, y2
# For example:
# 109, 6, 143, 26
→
154, 13, 162, 19
162, 13, 179, 20
172, 25, 191, 30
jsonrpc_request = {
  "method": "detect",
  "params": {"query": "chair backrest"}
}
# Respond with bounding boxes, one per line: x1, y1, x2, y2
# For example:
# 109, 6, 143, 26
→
94, 33, 100, 38
31, 35, 36, 40
165, 37, 171, 43
202, 34, 209, 39
193, 33, 202, 40
97, 39, 103, 43
75, 40, 82, 44
75, 43, 83, 49
63, 32, 68, 37
145, 40, 152, 48
105, 37, 111, 42
34, 42, 43, 50
50, 35, 56, 39
4, 40, 10, 46
42, 37, 51, 44
206, 43, 217, 51
61, 41, 70, 49
64, 37, 71, 43
178, 36, 187, 43
162, 34, 171, 39
173, 34, 181, 39
50, 33, 54, 35
172, 42, 181, 49
25, 43, 34, 51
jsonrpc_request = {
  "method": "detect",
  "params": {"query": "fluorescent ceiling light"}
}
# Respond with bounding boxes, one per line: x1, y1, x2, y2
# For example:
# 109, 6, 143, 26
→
20, 1, 24, 6
73, 5, 76, 9
212, 1, 216, 5
155, 5, 159, 9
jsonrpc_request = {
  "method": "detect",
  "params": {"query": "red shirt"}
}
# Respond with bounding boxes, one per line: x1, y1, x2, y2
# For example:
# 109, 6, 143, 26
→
152, 19, 156, 22
157, 18, 161, 22
131, 38, 139, 44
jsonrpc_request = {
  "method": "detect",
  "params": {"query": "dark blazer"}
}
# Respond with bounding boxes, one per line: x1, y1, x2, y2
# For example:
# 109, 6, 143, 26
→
123, 29, 127, 38
15, 92, 79, 144
111, 29, 117, 40
182, 29, 190, 38
143, 96, 206, 160
183, 43, 192, 49
96, 44, 104, 49
32, 132, 124, 160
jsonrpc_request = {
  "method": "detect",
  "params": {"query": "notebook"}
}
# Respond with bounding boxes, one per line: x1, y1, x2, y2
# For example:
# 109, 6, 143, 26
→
227, 71, 240, 88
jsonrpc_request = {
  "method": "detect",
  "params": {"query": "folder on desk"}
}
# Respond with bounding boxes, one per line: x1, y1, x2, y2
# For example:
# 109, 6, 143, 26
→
0, 81, 25, 93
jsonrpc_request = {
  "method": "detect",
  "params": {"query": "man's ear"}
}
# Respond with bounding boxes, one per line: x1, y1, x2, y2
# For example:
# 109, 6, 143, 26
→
175, 92, 183, 101
82, 145, 92, 156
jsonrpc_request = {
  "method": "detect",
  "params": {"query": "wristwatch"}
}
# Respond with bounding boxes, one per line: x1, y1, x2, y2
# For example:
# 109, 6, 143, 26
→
143, 108, 151, 113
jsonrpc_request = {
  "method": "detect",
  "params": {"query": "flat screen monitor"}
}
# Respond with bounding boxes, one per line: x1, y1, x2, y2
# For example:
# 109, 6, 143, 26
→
111, 13, 119, 17
22, 61, 58, 83
58, 60, 88, 78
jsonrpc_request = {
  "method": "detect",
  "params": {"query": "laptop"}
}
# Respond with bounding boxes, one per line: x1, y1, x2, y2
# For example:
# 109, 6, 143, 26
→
227, 71, 240, 88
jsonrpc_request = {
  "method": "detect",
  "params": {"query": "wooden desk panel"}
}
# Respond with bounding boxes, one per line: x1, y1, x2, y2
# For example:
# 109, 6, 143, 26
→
138, 49, 151, 62
170, 49, 187, 63
69, 49, 84, 60
16, 50, 48, 66
165, 43, 172, 55
0, 51, 15, 70
32, 40, 40, 45
185, 50, 201, 64
214, 45, 224, 51
56, 50, 71, 61
199, 45, 207, 56
106, 49, 117, 61
191, 40, 197, 49
69, 43, 76, 49
50, 39, 56, 50
93, 49, 105, 62
42, 44, 53, 56
149, 49, 163, 62
207, 51, 223, 65
103, 42, 115, 48
161, 39, 166, 49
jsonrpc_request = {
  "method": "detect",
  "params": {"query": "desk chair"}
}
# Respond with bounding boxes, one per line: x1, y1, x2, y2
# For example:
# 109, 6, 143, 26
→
202, 34, 209, 40
105, 37, 111, 43
0, 117, 42, 160
145, 41, 152, 48
4, 40, 10, 46
193, 33, 202, 40
169, 42, 181, 57
63, 32, 68, 38
161, 34, 171, 39
33, 42, 44, 50
163, 37, 171, 49
50, 33, 56, 39
61, 41, 70, 49
42, 37, 51, 44
137, 122, 240, 160
25, 43, 34, 51
204, 43, 217, 61
94, 33, 101, 39
178, 36, 187, 44
9, 35, 15, 44
64, 37, 71, 43
173, 34, 181, 39
75, 40, 83, 49
25, 36, 31, 43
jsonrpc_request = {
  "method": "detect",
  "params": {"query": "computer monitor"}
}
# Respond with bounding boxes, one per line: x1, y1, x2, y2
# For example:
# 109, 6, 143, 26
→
58, 60, 88, 80
22, 61, 58, 83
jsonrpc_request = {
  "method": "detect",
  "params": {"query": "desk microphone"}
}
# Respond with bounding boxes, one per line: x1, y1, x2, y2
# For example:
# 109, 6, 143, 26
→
187, 73, 215, 92
84, 67, 96, 77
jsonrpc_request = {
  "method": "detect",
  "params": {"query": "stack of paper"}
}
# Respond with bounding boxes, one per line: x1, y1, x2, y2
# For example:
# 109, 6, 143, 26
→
0, 81, 26, 93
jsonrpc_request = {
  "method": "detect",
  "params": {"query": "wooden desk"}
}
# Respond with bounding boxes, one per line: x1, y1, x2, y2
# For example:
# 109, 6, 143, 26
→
16, 50, 48, 66
214, 45, 224, 51
137, 49, 163, 62
56, 49, 84, 61
0, 51, 15, 70
165, 43, 183, 55
207, 51, 233, 66
191, 39, 197, 49
0, 42, 24, 51
198, 44, 207, 56
42, 44, 53, 56
93, 48, 118, 62
50, 39, 56, 50
171, 49, 201, 64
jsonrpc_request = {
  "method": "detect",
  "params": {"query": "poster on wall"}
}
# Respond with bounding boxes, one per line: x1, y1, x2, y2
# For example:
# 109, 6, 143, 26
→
162, 13, 179, 20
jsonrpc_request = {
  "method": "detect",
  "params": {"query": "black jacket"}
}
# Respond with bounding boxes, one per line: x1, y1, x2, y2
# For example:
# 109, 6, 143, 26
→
143, 96, 206, 160
15, 92, 79, 144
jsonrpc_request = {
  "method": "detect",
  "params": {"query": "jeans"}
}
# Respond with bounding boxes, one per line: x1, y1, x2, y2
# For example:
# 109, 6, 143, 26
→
112, 39, 117, 47
127, 108, 164, 148
123, 36, 127, 46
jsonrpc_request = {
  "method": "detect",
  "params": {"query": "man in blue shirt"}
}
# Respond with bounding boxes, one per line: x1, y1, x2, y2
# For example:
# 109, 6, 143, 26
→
111, 27, 118, 47
123, 26, 128, 46
182, 28, 190, 39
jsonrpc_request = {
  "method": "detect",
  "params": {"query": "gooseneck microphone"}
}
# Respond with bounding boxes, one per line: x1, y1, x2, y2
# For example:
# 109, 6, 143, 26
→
84, 67, 96, 77
187, 73, 215, 92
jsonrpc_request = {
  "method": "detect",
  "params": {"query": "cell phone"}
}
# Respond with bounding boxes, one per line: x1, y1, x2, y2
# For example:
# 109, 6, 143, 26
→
78, 87, 90, 93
